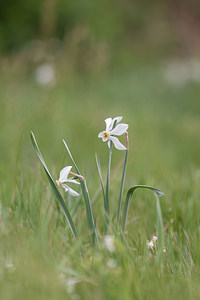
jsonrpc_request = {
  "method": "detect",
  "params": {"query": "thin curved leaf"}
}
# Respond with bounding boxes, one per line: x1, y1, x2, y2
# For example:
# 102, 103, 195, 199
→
122, 185, 164, 232
30, 131, 77, 238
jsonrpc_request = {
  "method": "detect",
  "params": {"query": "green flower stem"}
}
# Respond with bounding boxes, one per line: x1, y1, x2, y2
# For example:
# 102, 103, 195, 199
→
63, 139, 98, 248
117, 149, 128, 226
95, 154, 107, 232
155, 194, 164, 266
105, 141, 113, 232
117, 131, 129, 227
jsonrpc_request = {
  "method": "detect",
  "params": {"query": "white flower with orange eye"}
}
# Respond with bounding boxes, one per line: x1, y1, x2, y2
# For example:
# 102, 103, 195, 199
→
56, 166, 80, 197
98, 117, 128, 150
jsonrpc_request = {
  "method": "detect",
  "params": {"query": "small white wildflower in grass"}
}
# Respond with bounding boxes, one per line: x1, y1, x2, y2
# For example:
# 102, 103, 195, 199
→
5, 259, 16, 271
163, 58, 200, 86
98, 116, 128, 150
147, 240, 154, 250
103, 235, 116, 253
35, 63, 55, 86
56, 166, 80, 197
107, 258, 117, 269
152, 235, 158, 242
147, 235, 158, 250
59, 274, 79, 295
66, 278, 78, 294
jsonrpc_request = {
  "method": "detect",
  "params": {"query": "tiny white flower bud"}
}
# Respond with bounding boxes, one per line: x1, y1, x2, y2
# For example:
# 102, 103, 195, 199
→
103, 235, 115, 253
107, 259, 117, 269
147, 240, 154, 250
152, 235, 158, 242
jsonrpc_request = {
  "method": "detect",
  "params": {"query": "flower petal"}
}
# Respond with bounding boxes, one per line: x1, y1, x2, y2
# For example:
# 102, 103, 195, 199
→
59, 166, 72, 183
110, 124, 128, 136
109, 136, 127, 150
105, 118, 112, 131
110, 116, 123, 129
67, 187, 80, 197
98, 131, 104, 139
107, 140, 111, 148
67, 179, 80, 185
61, 183, 69, 192
62, 183, 79, 196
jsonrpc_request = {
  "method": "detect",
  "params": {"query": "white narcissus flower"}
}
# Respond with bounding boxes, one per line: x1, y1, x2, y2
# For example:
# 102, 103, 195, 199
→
98, 116, 128, 150
56, 166, 80, 197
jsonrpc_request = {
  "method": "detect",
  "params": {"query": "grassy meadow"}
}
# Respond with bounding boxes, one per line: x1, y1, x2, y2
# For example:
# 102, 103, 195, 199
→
0, 61, 200, 299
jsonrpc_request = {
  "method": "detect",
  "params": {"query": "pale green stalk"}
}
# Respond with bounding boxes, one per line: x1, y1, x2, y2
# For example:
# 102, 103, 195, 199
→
117, 132, 129, 226
95, 153, 108, 232
116, 150, 128, 225
30, 131, 77, 239
63, 139, 98, 248
155, 193, 164, 266
105, 141, 113, 232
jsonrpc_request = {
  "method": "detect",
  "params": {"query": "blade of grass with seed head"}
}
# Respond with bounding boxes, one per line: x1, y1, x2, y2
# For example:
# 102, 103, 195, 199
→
63, 139, 98, 247
122, 185, 164, 233
30, 131, 77, 238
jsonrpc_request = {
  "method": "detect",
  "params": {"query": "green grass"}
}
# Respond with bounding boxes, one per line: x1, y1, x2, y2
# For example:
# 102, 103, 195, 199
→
0, 62, 200, 299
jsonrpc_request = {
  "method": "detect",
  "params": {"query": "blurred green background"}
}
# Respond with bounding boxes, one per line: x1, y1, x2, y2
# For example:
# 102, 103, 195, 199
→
1, 0, 200, 57
0, 0, 200, 176
0, 0, 200, 181
0, 1, 200, 299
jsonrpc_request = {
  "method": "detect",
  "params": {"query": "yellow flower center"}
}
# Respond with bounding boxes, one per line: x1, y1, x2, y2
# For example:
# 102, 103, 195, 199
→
103, 131, 109, 139
56, 180, 61, 187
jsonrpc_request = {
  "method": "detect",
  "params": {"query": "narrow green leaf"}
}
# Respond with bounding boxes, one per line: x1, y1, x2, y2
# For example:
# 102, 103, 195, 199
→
117, 149, 128, 226
95, 153, 107, 232
63, 139, 98, 247
63, 139, 79, 174
122, 185, 164, 232
30, 131, 77, 238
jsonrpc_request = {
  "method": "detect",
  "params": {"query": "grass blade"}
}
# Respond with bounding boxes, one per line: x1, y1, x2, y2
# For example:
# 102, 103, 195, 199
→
95, 153, 107, 232
117, 149, 128, 226
30, 131, 77, 238
122, 185, 164, 232
63, 139, 79, 174
63, 139, 98, 247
